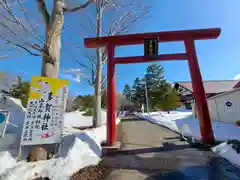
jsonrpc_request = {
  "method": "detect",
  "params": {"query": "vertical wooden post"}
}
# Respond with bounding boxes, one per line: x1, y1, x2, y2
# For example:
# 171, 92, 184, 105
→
107, 44, 116, 146
185, 39, 214, 144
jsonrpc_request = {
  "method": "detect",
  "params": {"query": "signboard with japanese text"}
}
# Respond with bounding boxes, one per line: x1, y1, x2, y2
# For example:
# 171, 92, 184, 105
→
20, 76, 69, 146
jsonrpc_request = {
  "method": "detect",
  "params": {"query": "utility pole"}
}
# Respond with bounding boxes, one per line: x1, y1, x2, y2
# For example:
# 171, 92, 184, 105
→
144, 75, 149, 113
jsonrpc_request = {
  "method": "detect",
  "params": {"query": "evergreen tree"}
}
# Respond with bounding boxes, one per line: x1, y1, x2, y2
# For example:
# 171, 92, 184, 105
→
123, 84, 132, 100
101, 89, 107, 108
124, 63, 182, 112
10, 77, 30, 108
131, 78, 145, 108
145, 64, 167, 109
156, 89, 181, 111
73, 95, 94, 110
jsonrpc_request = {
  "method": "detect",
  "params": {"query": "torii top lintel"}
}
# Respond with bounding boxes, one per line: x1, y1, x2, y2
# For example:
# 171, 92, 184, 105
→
84, 28, 221, 48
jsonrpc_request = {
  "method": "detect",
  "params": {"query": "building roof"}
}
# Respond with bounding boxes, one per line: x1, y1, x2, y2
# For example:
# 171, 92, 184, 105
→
233, 81, 240, 88
175, 80, 240, 94
208, 87, 240, 100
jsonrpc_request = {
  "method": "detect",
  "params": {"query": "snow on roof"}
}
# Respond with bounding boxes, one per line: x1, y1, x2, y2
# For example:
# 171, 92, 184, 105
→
175, 80, 240, 94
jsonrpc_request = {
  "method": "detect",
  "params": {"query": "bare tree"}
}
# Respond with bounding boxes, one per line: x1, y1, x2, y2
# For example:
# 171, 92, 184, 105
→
0, 0, 95, 77
0, 0, 97, 161
66, 93, 76, 112
70, 0, 150, 127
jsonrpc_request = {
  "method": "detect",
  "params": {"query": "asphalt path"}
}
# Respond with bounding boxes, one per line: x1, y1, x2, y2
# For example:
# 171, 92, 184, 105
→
103, 118, 240, 180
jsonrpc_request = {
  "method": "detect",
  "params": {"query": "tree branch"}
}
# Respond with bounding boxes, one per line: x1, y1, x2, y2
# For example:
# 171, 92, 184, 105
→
37, 0, 50, 26
76, 60, 92, 71
116, 7, 150, 35
0, 1, 44, 45
0, 35, 41, 56
109, 5, 150, 36
64, 0, 95, 13
14, 44, 41, 56
17, 0, 35, 31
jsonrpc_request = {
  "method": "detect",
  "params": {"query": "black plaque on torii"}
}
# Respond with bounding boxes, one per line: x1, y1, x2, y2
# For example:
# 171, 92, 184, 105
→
144, 37, 159, 57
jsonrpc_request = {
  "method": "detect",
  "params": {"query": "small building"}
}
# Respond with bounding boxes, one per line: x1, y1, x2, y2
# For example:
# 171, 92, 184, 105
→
174, 80, 240, 109
192, 87, 240, 124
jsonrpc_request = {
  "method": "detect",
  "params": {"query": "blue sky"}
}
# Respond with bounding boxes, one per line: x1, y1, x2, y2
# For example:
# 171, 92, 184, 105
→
1, 0, 240, 96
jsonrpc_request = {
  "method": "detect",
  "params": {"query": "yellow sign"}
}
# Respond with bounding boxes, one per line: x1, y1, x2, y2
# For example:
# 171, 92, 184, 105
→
20, 76, 69, 146
28, 76, 69, 100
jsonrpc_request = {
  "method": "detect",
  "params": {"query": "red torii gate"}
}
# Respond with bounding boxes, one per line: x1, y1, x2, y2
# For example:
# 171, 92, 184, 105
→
84, 28, 221, 146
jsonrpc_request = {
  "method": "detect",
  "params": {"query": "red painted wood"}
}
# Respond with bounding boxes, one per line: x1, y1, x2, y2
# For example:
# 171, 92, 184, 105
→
84, 28, 220, 48
84, 28, 220, 146
106, 44, 116, 146
114, 53, 187, 64
184, 39, 214, 144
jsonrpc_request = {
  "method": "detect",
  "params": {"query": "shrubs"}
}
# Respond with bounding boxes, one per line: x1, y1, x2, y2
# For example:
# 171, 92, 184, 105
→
83, 108, 94, 116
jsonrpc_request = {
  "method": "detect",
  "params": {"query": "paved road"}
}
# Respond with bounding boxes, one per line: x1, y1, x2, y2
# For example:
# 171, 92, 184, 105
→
103, 118, 240, 180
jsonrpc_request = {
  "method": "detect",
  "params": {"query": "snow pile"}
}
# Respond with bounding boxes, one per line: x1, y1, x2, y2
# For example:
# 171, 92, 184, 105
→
212, 141, 240, 168
0, 127, 106, 180
64, 110, 107, 128
137, 111, 192, 134
176, 118, 240, 141
0, 151, 16, 174
138, 110, 240, 168
0, 96, 119, 180
0, 94, 26, 134
137, 110, 240, 141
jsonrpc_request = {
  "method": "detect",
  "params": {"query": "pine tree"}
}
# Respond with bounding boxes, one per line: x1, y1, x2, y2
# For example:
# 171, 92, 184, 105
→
145, 64, 167, 109
131, 78, 145, 108
156, 89, 181, 111
123, 84, 132, 100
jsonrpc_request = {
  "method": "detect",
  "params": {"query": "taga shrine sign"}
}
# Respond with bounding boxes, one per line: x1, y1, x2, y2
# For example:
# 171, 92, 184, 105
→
20, 76, 69, 146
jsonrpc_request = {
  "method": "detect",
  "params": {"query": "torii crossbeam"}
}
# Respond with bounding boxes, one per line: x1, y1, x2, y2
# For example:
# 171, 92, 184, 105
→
84, 28, 221, 146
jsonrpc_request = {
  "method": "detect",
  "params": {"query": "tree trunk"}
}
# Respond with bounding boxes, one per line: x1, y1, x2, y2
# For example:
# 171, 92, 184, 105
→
93, 53, 102, 127
41, 0, 64, 78
41, 55, 59, 78
93, 5, 103, 127
28, 0, 64, 162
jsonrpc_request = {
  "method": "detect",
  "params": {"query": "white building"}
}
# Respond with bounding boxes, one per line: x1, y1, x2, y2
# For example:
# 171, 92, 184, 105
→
192, 87, 240, 124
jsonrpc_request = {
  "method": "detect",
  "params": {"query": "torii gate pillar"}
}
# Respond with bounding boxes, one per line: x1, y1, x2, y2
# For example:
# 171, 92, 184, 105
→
84, 28, 221, 146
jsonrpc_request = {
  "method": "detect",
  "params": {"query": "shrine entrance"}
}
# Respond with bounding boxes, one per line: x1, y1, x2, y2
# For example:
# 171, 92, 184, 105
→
84, 28, 221, 146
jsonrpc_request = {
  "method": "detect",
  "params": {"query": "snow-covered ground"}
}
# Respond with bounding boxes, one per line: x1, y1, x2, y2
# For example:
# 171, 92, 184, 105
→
1, 94, 240, 179
137, 110, 240, 141
137, 110, 240, 169
0, 95, 119, 180
64, 111, 104, 128
212, 142, 240, 169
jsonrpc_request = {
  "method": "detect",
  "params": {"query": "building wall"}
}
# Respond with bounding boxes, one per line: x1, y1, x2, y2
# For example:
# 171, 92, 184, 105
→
191, 103, 197, 117
192, 89, 240, 124
207, 99, 219, 121
207, 89, 240, 124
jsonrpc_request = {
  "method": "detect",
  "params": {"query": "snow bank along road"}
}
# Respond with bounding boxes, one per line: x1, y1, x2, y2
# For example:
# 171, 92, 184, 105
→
137, 110, 240, 169
102, 118, 240, 180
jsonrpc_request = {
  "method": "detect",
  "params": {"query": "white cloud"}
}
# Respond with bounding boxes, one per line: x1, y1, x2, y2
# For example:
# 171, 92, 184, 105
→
60, 74, 80, 83
234, 74, 240, 80
60, 68, 91, 84
62, 68, 81, 74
